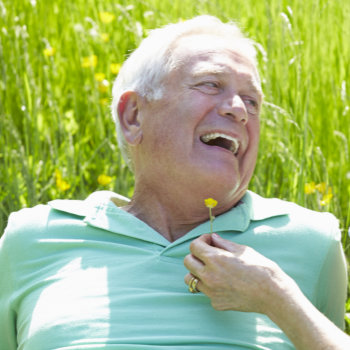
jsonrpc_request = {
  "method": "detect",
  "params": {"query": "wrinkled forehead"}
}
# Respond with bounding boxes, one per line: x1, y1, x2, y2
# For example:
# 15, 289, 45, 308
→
169, 34, 262, 92
173, 34, 254, 57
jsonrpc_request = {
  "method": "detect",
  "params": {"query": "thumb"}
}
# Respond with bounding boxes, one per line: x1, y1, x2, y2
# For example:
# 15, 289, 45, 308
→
211, 233, 239, 252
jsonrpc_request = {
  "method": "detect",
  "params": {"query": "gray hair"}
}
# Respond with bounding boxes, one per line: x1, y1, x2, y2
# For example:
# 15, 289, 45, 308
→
111, 15, 259, 171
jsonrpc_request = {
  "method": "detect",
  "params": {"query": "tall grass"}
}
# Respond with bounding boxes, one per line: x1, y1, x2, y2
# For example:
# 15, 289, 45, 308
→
1, 0, 349, 325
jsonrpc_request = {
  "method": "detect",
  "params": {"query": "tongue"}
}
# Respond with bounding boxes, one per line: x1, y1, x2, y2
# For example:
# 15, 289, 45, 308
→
205, 137, 232, 151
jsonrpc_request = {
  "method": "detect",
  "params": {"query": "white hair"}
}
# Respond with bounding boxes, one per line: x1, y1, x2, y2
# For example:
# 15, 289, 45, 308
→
111, 15, 259, 171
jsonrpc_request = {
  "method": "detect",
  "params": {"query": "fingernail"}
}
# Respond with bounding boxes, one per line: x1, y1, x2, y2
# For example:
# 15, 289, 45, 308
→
212, 233, 219, 239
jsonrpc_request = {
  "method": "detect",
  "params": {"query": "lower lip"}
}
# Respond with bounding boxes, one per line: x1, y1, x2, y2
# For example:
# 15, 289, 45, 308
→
201, 142, 237, 157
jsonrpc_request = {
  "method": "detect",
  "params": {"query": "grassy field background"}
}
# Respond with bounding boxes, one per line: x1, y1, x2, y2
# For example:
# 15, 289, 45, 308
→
1, 0, 349, 329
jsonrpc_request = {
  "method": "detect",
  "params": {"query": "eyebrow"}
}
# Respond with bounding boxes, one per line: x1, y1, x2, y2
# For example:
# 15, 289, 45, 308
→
190, 67, 227, 78
190, 68, 263, 99
246, 80, 263, 99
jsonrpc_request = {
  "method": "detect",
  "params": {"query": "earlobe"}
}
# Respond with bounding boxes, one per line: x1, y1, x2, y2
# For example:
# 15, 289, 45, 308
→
117, 91, 143, 145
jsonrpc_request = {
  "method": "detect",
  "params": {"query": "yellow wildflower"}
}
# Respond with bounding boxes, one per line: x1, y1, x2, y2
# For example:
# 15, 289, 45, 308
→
315, 182, 326, 194
94, 72, 106, 82
55, 169, 71, 191
100, 33, 110, 42
55, 169, 63, 183
99, 11, 115, 24
99, 98, 109, 106
81, 55, 98, 68
110, 63, 121, 75
204, 198, 218, 233
98, 80, 110, 93
43, 47, 56, 57
57, 179, 70, 191
304, 182, 316, 194
320, 192, 333, 206
204, 198, 218, 209
98, 174, 112, 186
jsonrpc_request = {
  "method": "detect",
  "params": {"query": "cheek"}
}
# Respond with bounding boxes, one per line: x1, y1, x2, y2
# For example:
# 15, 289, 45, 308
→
248, 118, 260, 143
242, 119, 260, 168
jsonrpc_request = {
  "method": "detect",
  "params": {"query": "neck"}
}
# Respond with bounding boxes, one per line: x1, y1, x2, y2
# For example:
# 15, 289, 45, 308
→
123, 190, 206, 242
121, 179, 245, 242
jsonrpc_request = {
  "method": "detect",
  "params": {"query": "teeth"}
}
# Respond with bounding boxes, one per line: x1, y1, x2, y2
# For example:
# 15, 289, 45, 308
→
229, 138, 239, 154
201, 132, 240, 154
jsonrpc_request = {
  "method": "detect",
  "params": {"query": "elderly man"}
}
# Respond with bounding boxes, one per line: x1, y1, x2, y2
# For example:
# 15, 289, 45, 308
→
0, 15, 348, 350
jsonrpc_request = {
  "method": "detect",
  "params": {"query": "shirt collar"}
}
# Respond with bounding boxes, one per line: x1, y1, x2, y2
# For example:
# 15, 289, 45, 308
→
48, 190, 289, 246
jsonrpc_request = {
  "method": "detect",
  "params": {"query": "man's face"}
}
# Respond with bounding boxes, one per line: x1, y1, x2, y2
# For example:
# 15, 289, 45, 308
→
135, 35, 262, 203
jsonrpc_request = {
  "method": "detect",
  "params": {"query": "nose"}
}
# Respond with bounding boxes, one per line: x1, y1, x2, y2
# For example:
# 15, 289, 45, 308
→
218, 94, 248, 124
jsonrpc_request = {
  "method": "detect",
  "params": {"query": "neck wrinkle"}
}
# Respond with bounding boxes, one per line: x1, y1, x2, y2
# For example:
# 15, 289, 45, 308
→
122, 186, 209, 242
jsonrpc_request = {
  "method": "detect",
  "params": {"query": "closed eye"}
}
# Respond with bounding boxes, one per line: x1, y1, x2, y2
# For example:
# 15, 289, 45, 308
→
201, 81, 219, 88
192, 81, 220, 94
242, 96, 259, 115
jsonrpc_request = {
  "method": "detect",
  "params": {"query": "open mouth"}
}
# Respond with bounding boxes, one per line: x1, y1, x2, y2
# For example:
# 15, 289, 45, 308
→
200, 132, 240, 155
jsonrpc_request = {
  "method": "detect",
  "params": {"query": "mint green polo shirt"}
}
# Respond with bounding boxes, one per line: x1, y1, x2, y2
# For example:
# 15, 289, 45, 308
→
0, 191, 347, 350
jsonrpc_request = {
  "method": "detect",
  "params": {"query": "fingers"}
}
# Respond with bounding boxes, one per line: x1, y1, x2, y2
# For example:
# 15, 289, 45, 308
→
189, 233, 242, 262
184, 273, 205, 294
184, 273, 193, 286
184, 236, 212, 288
189, 234, 217, 262
184, 234, 230, 289
184, 234, 243, 292
184, 251, 204, 270
196, 233, 213, 244
211, 233, 242, 252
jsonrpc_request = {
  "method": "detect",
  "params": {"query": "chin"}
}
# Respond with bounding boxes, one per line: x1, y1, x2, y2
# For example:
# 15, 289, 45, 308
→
199, 171, 243, 197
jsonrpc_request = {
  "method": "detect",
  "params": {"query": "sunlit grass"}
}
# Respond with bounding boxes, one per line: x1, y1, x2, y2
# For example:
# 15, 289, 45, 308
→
1, 0, 349, 328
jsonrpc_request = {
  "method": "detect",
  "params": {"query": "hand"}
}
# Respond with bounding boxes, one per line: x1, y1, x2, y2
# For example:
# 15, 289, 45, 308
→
184, 233, 350, 350
184, 233, 286, 314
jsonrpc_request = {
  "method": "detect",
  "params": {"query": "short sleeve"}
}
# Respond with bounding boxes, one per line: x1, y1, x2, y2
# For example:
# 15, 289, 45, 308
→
314, 218, 348, 329
0, 213, 20, 350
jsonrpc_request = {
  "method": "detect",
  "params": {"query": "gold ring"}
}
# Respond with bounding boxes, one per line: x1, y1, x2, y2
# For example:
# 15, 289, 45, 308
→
189, 277, 200, 293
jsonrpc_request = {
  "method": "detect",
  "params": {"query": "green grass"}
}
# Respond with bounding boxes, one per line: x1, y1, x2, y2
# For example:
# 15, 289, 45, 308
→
1, 0, 349, 330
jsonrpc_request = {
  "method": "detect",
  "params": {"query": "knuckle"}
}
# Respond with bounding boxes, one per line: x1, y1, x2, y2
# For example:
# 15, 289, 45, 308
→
203, 251, 217, 262
189, 240, 197, 252
183, 254, 191, 265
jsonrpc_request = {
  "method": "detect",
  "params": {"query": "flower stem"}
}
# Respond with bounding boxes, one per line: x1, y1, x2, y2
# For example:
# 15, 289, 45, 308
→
209, 207, 213, 233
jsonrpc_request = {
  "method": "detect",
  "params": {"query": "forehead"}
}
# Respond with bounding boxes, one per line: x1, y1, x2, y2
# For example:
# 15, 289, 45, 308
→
169, 35, 261, 91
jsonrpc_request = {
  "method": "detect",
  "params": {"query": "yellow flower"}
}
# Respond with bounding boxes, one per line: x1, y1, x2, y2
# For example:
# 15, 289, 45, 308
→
43, 47, 56, 57
110, 63, 121, 75
81, 55, 98, 68
57, 179, 70, 191
94, 72, 106, 82
315, 182, 326, 194
204, 198, 218, 209
304, 182, 316, 194
99, 11, 115, 24
55, 169, 62, 180
99, 98, 109, 106
98, 80, 110, 93
98, 174, 112, 186
55, 169, 71, 191
100, 33, 110, 42
320, 192, 333, 206
204, 198, 218, 233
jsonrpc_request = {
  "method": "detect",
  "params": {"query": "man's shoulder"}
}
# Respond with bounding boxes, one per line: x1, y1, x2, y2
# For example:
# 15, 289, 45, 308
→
48, 190, 129, 216
2, 191, 130, 242
247, 191, 340, 240
4, 203, 52, 236
0, 203, 53, 257
247, 190, 338, 218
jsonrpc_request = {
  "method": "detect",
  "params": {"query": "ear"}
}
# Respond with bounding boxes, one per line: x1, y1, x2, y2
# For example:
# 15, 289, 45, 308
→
117, 91, 143, 145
